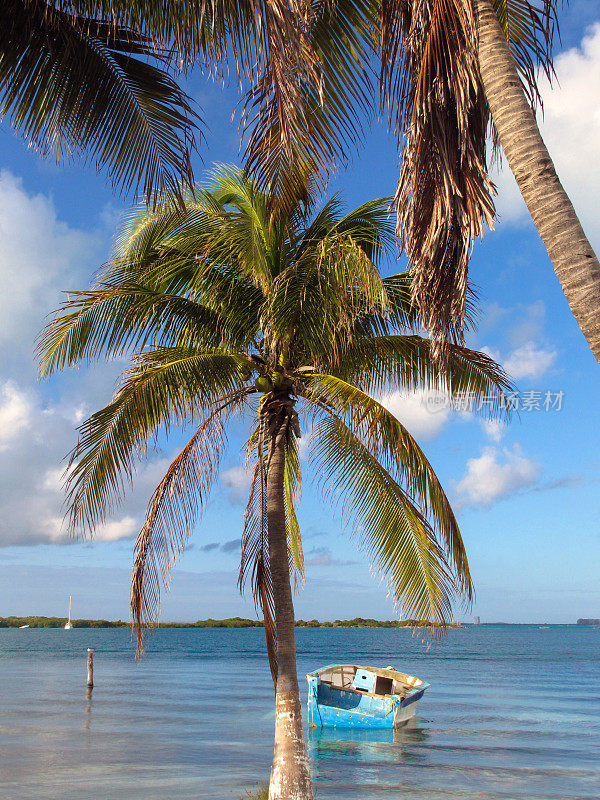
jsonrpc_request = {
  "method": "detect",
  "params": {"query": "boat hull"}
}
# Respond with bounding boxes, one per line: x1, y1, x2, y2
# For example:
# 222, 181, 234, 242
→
307, 665, 428, 729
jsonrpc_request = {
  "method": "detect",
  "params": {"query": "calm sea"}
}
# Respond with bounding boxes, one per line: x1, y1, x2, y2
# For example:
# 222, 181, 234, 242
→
0, 625, 598, 800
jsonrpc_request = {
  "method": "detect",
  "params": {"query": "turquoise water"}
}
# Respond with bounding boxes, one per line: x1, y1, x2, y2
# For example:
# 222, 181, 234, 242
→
0, 625, 598, 799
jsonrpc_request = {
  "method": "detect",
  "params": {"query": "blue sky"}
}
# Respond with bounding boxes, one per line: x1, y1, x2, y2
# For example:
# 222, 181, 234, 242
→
0, 3, 599, 624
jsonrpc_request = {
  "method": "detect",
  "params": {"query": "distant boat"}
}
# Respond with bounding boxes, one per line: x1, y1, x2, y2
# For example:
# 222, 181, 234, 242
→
307, 664, 429, 729
539, 626, 550, 629
64, 595, 73, 630
18, 624, 29, 629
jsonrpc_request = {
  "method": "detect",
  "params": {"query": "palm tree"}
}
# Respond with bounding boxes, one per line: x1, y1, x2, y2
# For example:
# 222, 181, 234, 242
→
1, 0, 202, 202
379, 0, 600, 364
38, 167, 510, 800
474, 0, 600, 364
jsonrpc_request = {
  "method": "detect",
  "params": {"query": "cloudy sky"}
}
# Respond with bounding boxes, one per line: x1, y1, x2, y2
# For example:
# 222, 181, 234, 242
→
0, 3, 599, 624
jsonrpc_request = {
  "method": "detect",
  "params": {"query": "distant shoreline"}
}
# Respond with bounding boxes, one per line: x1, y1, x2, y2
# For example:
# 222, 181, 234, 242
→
1, 615, 465, 629
0, 616, 587, 629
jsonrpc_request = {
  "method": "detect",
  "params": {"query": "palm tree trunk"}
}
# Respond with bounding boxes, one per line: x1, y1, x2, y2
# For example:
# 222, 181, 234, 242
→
475, 0, 600, 366
266, 423, 313, 800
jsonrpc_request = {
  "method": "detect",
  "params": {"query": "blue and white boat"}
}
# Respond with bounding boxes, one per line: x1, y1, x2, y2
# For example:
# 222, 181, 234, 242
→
306, 664, 429, 729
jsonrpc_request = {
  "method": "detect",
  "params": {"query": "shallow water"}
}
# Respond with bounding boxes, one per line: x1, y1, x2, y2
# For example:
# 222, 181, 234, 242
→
0, 625, 598, 799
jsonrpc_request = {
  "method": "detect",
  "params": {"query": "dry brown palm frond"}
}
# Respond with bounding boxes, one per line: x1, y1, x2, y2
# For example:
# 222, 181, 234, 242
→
241, 0, 376, 213
241, 0, 323, 195
381, 0, 495, 364
239, 397, 303, 686
131, 389, 252, 655
239, 458, 277, 685
240, 407, 279, 686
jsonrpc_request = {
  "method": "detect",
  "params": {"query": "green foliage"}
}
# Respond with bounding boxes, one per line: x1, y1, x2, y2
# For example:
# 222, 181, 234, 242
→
0, 616, 128, 628
242, 786, 269, 800
0, 615, 464, 629
39, 166, 512, 655
189, 618, 263, 628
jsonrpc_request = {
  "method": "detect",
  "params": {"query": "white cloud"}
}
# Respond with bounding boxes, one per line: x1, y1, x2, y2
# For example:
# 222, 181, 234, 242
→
220, 465, 252, 503
0, 381, 32, 448
297, 429, 312, 462
95, 517, 138, 542
42, 467, 65, 493
72, 403, 88, 424
482, 337, 557, 381
0, 377, 171, 546
380, 387, 451, 440
480, 418, 506, 443
0, 171, 99, 369
503, 341, 557, 380
492, 23, 600, 247
42, 514, 137, 544
0, 174, 149, 547
381, 383, 514, 441
454, 444, 542, 507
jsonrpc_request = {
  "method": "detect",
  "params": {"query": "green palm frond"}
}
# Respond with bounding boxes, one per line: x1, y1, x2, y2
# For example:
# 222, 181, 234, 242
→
111, 201, 210, 269
284, 434, 304, 587
112, 170, 281, 299
37, 283, 248, 375
310, 415, 458, 625
267, 198, 394, 365
333, 335, 513, 398
326, 198, 396, 263
1, 1, 199, 203
302, 374, 474, 594
65, 349, 245, 533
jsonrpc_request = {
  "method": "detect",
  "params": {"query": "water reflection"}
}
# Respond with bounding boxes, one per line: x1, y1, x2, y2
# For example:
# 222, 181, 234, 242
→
307, 717, 430, 764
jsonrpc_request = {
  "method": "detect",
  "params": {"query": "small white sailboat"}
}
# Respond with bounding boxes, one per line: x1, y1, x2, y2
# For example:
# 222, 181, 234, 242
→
64, 595, 73, 630
19, 624, 29, 629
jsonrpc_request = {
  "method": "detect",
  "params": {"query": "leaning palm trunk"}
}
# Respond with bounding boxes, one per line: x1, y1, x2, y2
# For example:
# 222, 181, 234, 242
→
475, 0, 600, 364
266, 400, 313, 800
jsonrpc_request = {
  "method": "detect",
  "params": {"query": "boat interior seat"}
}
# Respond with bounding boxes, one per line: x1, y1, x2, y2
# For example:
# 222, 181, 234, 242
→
319, 670, 419, 697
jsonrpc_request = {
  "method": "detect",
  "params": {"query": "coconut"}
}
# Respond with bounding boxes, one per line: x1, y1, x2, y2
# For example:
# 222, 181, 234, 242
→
254, 375, 272, 392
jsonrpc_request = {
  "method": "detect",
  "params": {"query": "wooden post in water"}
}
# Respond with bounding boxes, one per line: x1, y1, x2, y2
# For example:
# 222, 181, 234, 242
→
86, 648, 94, 689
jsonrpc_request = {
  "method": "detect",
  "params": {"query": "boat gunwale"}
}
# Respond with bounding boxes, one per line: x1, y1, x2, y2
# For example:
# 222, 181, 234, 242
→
306, 663, 430, 698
